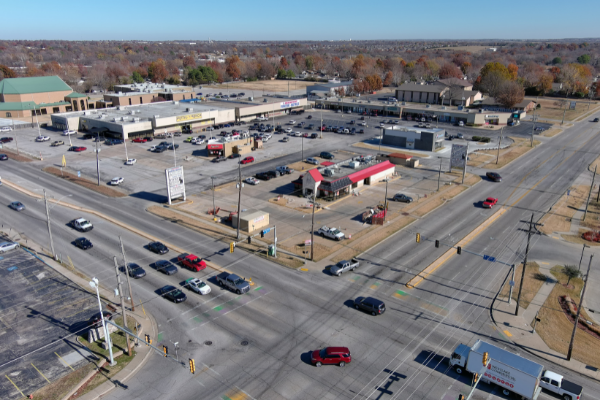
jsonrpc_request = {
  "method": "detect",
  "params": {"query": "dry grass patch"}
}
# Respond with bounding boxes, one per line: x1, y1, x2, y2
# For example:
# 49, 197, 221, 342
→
540, 127, 564, 137
467, 152, 495, 167
483, 137, 541, 170
409, 185, 468, 217
287, 160, 319, 172
536, 266, 600, 367
562, 229, 600, 247
526, 97, 600, 121
25, 363, 97, 400
0, 148, 35, 162
538, 185, 588, 235
332, 216, 415, 262
43, 167, 127, 198
499, 262, 545, 309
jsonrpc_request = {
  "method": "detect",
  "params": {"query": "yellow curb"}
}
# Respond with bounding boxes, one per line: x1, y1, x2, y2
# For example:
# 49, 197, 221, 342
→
503, 330, 513, 337
406, 207, 507, 289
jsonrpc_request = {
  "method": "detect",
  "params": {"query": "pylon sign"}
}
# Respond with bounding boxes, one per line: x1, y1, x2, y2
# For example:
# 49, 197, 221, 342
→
62, 155, 66, 167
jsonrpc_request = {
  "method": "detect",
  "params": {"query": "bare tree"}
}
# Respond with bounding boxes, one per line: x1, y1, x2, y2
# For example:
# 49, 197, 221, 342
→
496, 81, 525, 109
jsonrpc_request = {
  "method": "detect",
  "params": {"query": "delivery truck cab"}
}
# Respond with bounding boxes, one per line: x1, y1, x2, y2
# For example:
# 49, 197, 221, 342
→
450, 340, 543, 399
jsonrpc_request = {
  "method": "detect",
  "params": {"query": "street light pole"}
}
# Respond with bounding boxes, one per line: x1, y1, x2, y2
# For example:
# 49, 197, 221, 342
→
437, 158, 442, 191
236, 162, 242, 239
310, 192, 316, 261
382, 178, 389, 221
577, 244, 589, 271
89, 278, 115, 366
113, 256, 132, 356
95, 133, 100, 186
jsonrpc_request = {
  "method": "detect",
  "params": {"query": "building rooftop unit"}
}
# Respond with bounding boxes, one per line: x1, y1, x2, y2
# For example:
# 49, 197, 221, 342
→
64, 101, 227, 126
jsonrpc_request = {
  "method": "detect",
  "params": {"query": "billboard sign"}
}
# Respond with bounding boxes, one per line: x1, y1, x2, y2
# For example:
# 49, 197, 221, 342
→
176, 113, 203, 122
280, 100, 301, 109
165, 166, 186, 205
450, 144, 468, 170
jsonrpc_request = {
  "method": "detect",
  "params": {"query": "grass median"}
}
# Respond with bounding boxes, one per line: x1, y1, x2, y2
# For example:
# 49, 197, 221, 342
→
483, 137, 541, 170
498, 262, 545, 309
538, 184, 588, 235
43, 166, 127, 198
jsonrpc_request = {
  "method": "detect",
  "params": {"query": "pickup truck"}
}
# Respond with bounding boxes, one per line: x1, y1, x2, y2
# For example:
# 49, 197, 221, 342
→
330, 258, 359, 276
216, 272, 250, 294
70, 218, 93, 232
317, 226, 345, 241
540, 370, 583, 400
177, 253, 207, 272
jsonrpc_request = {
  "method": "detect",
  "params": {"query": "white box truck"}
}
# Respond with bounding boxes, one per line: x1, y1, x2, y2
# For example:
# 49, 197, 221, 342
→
450, 340, 544, 399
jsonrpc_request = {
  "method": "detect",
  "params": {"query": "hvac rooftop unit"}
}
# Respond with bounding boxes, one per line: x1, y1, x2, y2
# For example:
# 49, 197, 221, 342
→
134, 117, 140, 122
130, 110, 135, 115
248, 97, 253, 101
173, 101, 179, 105
402, 102, 406, 105
154, 115, 160, 118
442, 106, 446, 110
187, 108, 194, 112
113, 118, 118, 122
117, 106, 123, 110
347, 161, 360, 169
83, 111, 91, 116
426, 105, 431, 108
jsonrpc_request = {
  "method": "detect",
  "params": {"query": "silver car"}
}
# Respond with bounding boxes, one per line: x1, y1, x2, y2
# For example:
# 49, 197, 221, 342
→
0, 242, 20, 253
9, 201, 25, 211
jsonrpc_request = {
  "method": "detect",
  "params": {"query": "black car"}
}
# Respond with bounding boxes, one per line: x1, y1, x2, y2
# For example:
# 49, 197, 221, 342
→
0, 154, 7, 161
154, 260, 178, 275
486, 172, 502, 182
255, 172, 271, 181
167, 144, 179, 150
148, 241, 169, 254
354, 297, 386, 316
74, 237, 93, 250
144, 136, 154, 142
594, 118, 599, 122
124, 263, 146, 279
266, 170, 280, 178
320, 152, 334, 160
160, 285, 187, 303
87, 311, 113, 327
359, 129, 365, 134
154, 146, 167, 153
393, 193, 413, 203
229, 153, 241, 159
198, 135, 207, 140
307, 115, 312, 119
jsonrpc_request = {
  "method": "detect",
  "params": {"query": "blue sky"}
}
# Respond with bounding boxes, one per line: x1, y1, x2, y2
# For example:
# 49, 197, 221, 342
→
2, 0, 599, 41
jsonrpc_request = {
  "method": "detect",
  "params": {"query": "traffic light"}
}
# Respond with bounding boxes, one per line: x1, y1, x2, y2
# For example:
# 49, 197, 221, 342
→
189, 359, 196, 374
482, 351, 489, 366
230, 242, 235, 253
260, 230, 265, 238
145, 334, 151, 346
247, 236, 252, 244
474, 373, 479, 381
416, 233, 421, 243
457, 246, 462, 255
435, 240, 440, 248
163, 345, 168, 357
458, 395, 465, 400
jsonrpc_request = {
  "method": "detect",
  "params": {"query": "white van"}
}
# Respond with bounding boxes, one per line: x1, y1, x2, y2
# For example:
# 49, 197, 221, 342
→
458, 121, 464, 127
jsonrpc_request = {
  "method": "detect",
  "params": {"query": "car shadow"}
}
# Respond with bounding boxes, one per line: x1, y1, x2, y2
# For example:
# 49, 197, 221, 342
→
474, 201, 484, 208
300, 351, 314, 366
343, 299, 355, 308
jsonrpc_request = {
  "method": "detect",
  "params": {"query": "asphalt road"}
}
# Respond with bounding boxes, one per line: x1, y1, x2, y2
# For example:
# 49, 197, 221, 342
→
1, 109, 600, 399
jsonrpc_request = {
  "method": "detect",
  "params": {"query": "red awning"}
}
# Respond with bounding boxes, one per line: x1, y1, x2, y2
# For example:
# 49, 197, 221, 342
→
348, 161, 394, 184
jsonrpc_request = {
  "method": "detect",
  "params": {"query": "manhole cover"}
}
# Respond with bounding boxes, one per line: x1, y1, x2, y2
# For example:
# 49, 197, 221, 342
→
204, 341, 213, 346
241, 340, 249, 346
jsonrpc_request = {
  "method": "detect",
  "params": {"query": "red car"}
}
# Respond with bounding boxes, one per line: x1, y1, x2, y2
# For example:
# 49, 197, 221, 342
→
69, 146, 87, 152
311, 347, 351, 367
177, 253, 207, 272
483, 197, 498, 208
132, 138, 147, 143
240, 156, 254, 164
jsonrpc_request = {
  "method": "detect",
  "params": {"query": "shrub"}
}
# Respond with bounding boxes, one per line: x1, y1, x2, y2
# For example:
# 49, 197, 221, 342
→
481, 137, 491, 143
472, 136, 481, 141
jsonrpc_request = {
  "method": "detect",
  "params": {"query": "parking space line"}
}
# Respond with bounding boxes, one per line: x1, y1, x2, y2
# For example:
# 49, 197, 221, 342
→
31, 362, 51, 383
5, 375, 25, 397
503, 330, 513, 337
55, 352, 74, 370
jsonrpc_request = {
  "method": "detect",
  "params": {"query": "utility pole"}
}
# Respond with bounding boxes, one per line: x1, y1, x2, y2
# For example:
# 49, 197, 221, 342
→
567, 254, 593, 361
171, 133, 177, 167
496, 130, 503, 164
113, 256, 132, 356
583, 166, 596, 221
311, 192, 316, 261
561, 102, 567, 125
515, 213, 540, 316
43, 190, 56, 260
531, 107, 536, 147
95, 133, 100, 186
236, 161, 242, 239
508, 264, 516, 305
383, 178, 389, 221
13, 119, 19, 155
119, 236, 135, 311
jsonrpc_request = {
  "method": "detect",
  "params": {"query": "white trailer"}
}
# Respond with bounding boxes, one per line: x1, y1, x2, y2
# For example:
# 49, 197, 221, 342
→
450, 340, 543, 399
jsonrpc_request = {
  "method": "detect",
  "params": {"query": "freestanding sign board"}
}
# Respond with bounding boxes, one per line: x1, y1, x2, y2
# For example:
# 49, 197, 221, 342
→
450, 144, 468, 170
165, 166, 186, 205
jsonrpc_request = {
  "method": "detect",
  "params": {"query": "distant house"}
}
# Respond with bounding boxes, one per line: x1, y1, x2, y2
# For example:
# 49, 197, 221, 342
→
394, 81, 481, 106
479, 97, 536, 112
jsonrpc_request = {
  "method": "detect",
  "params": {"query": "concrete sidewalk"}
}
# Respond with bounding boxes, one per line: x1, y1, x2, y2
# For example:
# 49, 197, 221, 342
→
491, 262, 600, 380
0, 228, 156, 400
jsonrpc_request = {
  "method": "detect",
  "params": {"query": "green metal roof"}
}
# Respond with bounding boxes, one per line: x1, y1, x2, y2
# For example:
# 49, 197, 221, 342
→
0, 76, 72, 95
65, 92, 88, 98
0, 101, 36, 111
